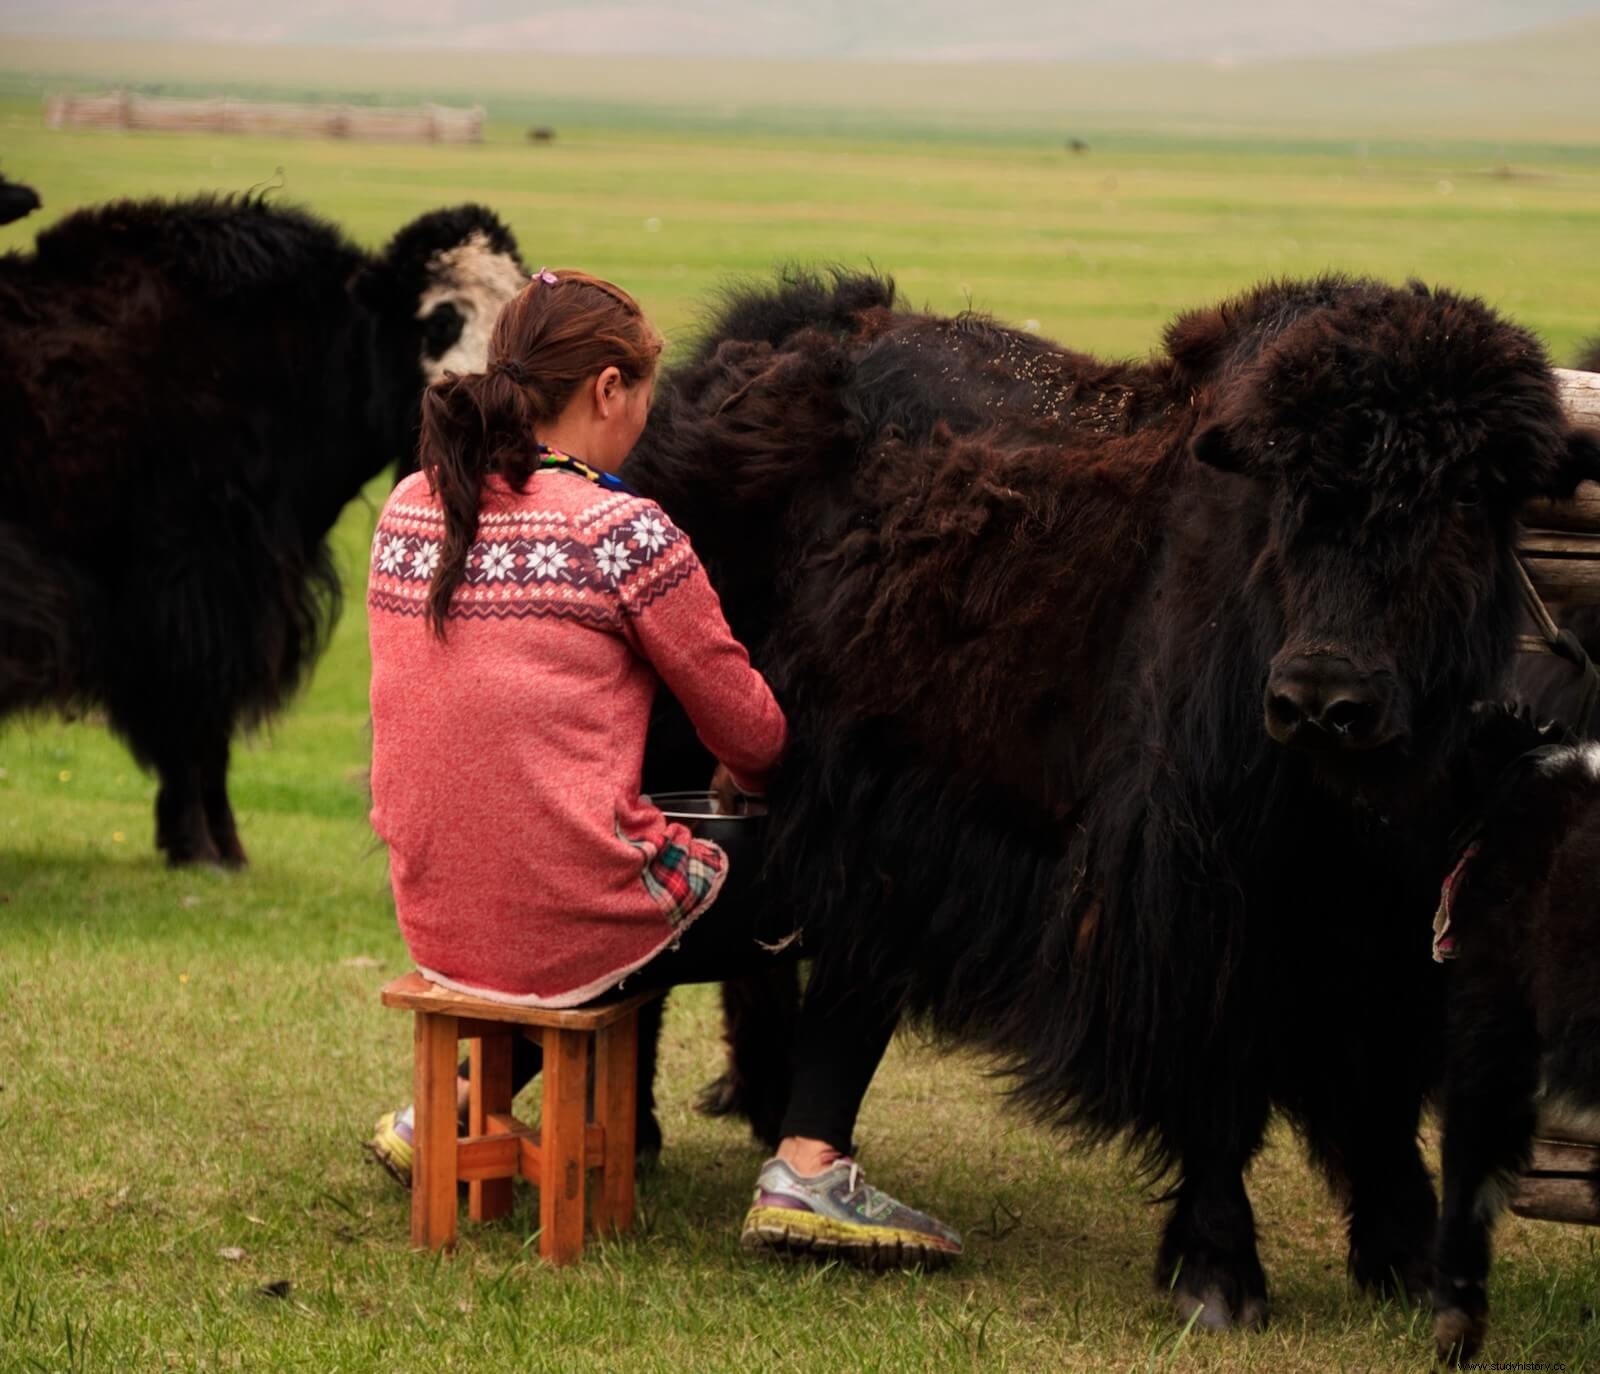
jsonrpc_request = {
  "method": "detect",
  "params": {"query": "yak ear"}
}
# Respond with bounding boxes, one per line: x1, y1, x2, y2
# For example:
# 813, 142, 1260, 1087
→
348, 263, 391, 312
1191, 422, 1248, 474
1546, 428, 1600, 498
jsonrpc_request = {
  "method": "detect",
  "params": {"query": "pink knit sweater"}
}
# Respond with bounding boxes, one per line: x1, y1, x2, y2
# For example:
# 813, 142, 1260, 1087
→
367, 466, 787, 1006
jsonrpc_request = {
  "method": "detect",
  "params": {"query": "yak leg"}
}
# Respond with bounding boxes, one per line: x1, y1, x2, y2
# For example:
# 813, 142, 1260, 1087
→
200, 737, 247, 867
153, 749, 222, 866
634, 995, 665, 1161
1430, 1010, 1540, 1366
134, 716, 234, 868
1157, 1137, 1270, 1331
697, 968, 800, 1149
1304, 1067, 1438, 1306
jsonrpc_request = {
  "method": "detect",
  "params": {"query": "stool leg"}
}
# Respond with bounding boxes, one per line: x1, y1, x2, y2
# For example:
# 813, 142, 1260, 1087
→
539, 1026, 588, 1264
411, 1011, 459, 1251
469, 1032, 514, 1223
593, 1008, 639, 1236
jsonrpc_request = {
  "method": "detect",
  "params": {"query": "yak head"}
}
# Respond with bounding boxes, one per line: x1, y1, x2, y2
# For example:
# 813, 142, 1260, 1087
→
357, 207, 525, 397
350, 204, 526, 482
1182, 278, 1600, 793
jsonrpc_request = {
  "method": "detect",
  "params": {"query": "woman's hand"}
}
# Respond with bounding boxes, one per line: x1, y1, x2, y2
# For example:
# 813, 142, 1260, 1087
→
710, 763, 742, 815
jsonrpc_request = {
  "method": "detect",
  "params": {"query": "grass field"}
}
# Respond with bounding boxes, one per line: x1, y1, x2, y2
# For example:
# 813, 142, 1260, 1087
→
5, 39, 1600, 1372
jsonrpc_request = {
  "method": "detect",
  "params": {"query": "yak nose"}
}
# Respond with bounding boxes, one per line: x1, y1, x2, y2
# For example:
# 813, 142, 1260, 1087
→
1264, 656, 1398, 750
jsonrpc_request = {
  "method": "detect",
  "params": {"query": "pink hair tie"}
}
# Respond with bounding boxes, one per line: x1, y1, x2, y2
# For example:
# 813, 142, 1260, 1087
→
532, 267, 558, 285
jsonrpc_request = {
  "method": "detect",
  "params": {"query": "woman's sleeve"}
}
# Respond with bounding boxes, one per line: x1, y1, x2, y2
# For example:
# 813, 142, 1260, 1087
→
606, 503, 788, 793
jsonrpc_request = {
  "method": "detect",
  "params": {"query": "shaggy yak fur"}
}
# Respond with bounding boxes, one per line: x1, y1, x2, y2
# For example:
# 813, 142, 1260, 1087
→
0, 195, 524, 864
623, 270, 1600, 1329
1429, 709, 1600, 1363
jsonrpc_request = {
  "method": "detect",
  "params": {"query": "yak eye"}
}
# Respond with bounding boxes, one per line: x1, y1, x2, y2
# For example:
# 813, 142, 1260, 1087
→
420, 301, 466, 360
1456, 481, 1482, 509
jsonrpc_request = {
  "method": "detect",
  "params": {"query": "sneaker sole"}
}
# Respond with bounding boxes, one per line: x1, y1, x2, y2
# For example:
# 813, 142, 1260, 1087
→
740, 1205, 960, 1271
364, 1137, 412, 1190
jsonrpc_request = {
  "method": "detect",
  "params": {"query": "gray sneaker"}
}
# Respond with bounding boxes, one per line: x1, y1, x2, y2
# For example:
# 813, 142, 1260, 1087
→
740, 1158, 962, 1269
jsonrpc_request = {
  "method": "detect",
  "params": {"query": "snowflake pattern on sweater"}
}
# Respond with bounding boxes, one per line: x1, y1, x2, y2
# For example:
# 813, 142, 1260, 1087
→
367, 482, 700, 624
367, 466, 788, 1007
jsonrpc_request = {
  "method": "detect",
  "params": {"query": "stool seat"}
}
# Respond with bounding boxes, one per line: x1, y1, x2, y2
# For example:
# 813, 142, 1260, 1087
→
380, 970, 657, 1029
379, 971, 660, 1264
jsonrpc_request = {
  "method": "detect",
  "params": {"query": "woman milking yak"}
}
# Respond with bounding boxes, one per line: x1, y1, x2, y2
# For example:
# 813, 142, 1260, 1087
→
362, 267, 961, 1268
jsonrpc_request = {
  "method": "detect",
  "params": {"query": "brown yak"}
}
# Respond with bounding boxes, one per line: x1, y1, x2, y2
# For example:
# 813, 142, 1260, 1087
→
625, 270, 1600, 1330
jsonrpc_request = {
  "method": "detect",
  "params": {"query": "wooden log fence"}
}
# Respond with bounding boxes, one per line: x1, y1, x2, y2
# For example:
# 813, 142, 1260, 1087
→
1524, 368, 1600, 606
44, 91, 484, 143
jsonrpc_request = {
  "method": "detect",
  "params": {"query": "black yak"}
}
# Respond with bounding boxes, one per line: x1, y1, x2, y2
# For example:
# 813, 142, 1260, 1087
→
0, 171, 40, 226
0, 195, 525, 864
1430, 708, 1600, 1362
625, 270, 1600, 1328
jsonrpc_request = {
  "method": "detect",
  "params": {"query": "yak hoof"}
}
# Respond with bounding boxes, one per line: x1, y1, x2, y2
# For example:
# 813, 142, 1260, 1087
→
696, 1070, 740, 1118
636, 1111, 663, 1168
1351, 1245, 1433, 1302
1173, 1284, 1269, 1333
161, 834, 223, 868
695, 1070, 785, 1150
1433, 1306, 1485, 1365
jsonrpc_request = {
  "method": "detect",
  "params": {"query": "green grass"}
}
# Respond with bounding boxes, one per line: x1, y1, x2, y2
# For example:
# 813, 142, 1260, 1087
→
5, 72, 1600, 1372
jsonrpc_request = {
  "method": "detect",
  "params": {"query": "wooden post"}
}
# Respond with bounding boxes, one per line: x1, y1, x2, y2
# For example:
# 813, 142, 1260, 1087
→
411, 1011, 460, 1250
468, 1033, 515, 1223
1511, 1136, 1600, 1226
593, 1009, 639, 1236
1517, 369, 1600, 608
539, 1027, 589, 1263
1555, 368, 1600, 431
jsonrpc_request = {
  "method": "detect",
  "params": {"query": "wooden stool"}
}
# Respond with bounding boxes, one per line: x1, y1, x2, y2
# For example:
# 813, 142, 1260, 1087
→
380, 971, 659, 1264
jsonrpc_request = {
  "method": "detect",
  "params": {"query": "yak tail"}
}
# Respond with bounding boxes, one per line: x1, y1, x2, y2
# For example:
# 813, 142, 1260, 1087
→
0, 520, 96, 716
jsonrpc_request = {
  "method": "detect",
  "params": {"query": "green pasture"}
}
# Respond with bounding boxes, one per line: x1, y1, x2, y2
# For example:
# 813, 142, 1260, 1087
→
5, 62, 1600, 1372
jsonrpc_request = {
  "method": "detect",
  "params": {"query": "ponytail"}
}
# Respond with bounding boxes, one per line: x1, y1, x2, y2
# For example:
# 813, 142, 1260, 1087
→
415, 268, 663, 638
417, 369, 544, 635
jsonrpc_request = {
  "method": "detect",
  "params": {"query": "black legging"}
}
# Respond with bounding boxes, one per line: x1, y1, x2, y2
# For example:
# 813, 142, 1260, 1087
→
459, 827, 896, 1155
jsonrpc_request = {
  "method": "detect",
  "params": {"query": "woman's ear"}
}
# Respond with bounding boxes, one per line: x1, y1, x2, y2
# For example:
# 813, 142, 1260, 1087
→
595, 365, 623, 417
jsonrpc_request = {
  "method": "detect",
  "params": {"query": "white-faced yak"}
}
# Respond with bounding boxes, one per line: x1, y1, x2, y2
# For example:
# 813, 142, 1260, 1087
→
624, 271, 1600, 1330
0, 195, 526, 865
1430, 706, 1600, 1363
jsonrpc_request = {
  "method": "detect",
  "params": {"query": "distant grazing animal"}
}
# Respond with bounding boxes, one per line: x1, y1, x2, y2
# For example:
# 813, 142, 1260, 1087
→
627, 269, 1600, 1328
527, 127, 557, 143
1430, 705, 1600, 1364
0, 171, 39, 226
0, 195, 526, 864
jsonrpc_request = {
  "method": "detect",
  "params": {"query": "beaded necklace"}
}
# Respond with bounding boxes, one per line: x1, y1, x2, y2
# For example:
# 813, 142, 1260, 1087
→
535, 444, 635, 495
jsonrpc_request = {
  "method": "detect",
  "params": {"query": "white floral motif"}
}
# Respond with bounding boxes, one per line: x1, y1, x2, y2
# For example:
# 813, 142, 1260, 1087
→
526, 541, 571, 580
376, 535, 409, 574
629, 512, 671, 555
411, 540, 441, 579
478, 542, 516, 581
594, 536, 634, 581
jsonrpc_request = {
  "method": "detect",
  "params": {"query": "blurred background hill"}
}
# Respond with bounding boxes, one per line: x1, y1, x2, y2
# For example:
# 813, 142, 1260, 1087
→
2, 10, 1599, 143
4, 0, 1598, 63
